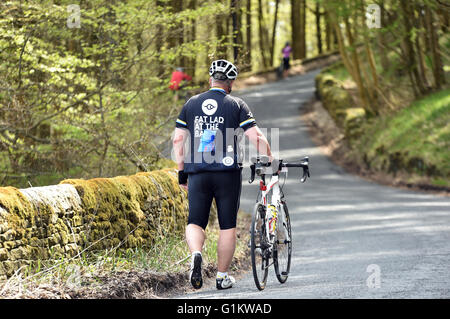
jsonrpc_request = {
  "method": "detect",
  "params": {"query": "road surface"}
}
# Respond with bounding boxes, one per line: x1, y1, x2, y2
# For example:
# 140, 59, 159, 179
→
175, 69, 450, 299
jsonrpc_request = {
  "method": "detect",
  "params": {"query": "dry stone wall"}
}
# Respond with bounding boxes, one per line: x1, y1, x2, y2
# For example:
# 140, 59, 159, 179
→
0, 168, 199, 279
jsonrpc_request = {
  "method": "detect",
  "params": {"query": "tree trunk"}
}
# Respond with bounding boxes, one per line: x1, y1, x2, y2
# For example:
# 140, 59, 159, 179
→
270, 0, 281, 66
291, 0, 301, 59
244, 0, 252, 71
167, 0, 183, 66
327, 11, 353, 77
364, 41, 379, 95
324, 9, 331, 51
216, 11, 228, 59
414, 4, 430, 90
258, 0, 270, 67
399, 0, 427, 96
437, 5, 449, 33
187, 0, 197, 77
315, 2, 323, 54
377, 0, 390, 72
299, 0, 306, 58
231, 0, 240, 62
343, 16, 374, 115
424, 5, 446, 89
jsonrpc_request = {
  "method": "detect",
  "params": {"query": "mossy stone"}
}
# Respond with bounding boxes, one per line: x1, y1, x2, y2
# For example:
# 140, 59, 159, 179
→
0, 248, 8, 261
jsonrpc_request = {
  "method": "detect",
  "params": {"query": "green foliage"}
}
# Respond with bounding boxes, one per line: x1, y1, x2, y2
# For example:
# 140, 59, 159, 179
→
355, 89, 450, 184
0, 0, 224, 187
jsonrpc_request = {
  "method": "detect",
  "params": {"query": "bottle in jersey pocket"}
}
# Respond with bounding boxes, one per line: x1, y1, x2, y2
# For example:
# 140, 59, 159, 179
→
197, 129, 216, 152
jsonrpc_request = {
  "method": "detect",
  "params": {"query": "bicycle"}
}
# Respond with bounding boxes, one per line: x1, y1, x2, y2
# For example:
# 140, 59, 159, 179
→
276, 58, 284, 80
248, 155, 310, 290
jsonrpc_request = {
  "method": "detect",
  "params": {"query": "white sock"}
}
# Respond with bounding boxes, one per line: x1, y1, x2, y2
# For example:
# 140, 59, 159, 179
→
217, 271, 228, 279
192, 251, 202, 257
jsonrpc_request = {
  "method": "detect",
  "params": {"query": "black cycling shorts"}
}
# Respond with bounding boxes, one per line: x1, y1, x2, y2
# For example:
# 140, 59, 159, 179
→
283, 57, 290, 70
187, 169, 242, 230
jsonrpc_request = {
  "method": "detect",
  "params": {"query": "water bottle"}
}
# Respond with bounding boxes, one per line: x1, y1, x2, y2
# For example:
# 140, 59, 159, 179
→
267, 205, 278, 236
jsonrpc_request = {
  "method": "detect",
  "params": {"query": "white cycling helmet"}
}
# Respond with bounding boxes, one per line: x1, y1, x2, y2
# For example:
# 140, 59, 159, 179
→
209, 59, 238, 80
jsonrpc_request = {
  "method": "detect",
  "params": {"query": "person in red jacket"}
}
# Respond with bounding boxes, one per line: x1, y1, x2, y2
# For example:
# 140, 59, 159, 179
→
170, 67, 192, 101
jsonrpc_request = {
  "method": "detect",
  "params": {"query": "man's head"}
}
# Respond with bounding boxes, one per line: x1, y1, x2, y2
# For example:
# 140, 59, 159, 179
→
209, 59, 238, 93
209, 72, 234, 93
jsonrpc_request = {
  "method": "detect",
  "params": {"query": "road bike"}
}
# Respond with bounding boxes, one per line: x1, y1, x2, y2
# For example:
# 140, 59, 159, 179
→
248, 155, 310, 290
276, 57, 285, 80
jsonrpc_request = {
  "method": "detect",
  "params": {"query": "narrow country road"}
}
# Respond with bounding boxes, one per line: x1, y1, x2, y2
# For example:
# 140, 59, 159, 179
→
176, 69, 450, 299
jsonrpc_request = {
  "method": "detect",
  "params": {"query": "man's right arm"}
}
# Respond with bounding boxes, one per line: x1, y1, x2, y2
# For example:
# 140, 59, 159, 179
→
244, 125, 274, 162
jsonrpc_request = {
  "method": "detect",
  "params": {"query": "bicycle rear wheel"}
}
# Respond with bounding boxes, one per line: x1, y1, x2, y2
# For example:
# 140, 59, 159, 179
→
273, 201, 292, 283
250, 203, 269, 291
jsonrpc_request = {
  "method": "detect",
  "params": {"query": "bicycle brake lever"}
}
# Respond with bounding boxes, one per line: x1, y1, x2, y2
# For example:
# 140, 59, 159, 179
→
249, 164, 256, 184
300, 167, 310, 183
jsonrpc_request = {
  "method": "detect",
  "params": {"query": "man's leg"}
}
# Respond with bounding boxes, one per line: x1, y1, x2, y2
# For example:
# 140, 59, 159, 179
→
213, 170, 241, 289
186, 172, 212, 253
217, 228, 236, 272
186, 172, 212, 289
186, 223, 206, 253
186, 223, 205, 289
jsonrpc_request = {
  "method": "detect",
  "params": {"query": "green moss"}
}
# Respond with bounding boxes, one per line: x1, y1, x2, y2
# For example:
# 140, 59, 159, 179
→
0, 187, 35, 227
354, 89, 450, 179
59, 168, 190, 249
0, 248, 8, 261
343, 108, 367, 139
0, 167, 206, 278
315, 72, 354, 126
315, 73, 341, 98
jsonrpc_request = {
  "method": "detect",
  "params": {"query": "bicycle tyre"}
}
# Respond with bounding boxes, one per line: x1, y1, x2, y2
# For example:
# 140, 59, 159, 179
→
273, 201, 292, 284
250, 203, 269, 291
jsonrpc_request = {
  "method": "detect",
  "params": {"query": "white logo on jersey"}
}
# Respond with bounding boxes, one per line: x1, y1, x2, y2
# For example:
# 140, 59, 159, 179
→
222, 156, 234, 166
202, 99, 218, 115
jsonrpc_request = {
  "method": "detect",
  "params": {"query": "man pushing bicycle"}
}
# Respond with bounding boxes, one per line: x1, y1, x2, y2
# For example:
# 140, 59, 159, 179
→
172, 59, 274, 290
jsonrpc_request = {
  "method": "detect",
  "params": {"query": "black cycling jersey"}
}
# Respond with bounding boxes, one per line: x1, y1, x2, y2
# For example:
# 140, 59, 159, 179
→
175, 88, 256, 173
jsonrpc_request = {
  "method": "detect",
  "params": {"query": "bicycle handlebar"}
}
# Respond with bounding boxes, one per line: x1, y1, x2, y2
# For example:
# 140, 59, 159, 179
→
248, 156, 310, 184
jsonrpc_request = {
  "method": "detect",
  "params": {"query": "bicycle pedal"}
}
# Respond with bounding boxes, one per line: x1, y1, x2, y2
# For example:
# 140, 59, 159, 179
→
281, 271, 289, 276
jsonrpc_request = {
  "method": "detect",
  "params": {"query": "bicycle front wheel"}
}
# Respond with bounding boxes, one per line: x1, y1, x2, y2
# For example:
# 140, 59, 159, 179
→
250, 203, 269, 291
273, 201, 292, 283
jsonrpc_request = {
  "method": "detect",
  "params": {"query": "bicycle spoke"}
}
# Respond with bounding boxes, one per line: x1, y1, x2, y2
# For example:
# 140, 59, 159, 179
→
263, 260, 274, 270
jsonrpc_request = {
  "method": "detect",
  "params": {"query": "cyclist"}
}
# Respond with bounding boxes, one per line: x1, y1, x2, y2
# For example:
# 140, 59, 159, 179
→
169, 67, 192, 101
172, 59, 274, 290
281, 42, 292, 79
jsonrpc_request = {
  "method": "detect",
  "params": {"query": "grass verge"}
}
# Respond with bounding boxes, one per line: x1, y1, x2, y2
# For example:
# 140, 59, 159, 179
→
354, 89, 450, 187
0, 212, 251, 299
315, 59, 449, 191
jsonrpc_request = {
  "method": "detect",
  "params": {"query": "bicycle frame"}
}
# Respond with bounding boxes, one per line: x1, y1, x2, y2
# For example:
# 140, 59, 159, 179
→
257, 170, 290, 246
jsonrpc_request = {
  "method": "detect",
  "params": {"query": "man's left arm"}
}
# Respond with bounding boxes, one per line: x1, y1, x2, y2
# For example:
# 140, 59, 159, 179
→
174, 104, 189, 188
173, 128, 189, 189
